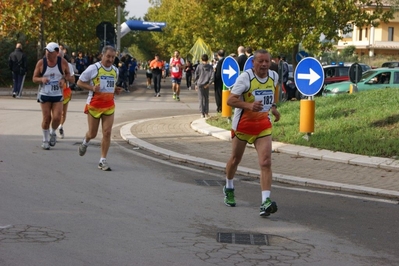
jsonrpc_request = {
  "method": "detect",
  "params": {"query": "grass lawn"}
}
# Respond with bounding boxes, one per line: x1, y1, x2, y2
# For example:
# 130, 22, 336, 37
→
207, 88, 399, 159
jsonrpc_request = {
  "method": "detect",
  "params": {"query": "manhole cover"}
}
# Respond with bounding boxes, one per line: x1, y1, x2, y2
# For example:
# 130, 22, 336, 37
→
0, 225, 66, 243
217, 232, 269, 245
195, 179, 224, 186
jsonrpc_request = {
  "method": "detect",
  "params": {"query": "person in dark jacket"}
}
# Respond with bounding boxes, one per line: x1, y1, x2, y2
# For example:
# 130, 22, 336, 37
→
8, 43, 27, 98
236, 46, 247, 72
214, 49, 225, 112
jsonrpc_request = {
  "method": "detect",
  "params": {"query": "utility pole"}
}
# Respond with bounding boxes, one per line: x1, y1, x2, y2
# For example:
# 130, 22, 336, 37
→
117, 6, 121, 52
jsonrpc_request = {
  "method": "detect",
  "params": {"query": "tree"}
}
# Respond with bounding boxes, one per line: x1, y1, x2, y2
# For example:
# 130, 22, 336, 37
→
144, 0, 394, 65
0, 0, 128, 58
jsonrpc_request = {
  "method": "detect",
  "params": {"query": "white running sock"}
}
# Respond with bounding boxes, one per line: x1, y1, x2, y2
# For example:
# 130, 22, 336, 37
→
226, 178, 234, 189
43, 129, 49, 142
82, 138, 89, 146
262, 190, 271, 203
100, 158, 106, 163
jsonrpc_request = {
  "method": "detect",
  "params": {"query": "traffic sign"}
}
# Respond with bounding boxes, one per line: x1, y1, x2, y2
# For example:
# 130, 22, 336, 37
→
222, 56, 240, 88
96, 21, 115, 41
349, 63, 363, 83
243, 55, 253, 71
294, 57, 324, 96
296, 51, 308, 62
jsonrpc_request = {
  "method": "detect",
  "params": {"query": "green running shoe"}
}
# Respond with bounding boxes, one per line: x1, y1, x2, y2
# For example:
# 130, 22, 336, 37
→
223, 186, 236, 207
260, 198, 278, 217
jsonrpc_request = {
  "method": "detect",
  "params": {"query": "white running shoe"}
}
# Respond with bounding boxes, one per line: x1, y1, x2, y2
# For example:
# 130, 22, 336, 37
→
98, 159, 111, 171
59, 127, 64, 139
78, 143, 87, 156
49, 133, 57, 146
41, 142, 50, 150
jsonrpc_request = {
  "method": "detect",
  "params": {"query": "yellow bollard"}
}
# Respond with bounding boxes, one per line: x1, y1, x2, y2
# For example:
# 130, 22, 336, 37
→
222, 90, 232, 118
275, 84, 280, 103
299, 99, 315, 133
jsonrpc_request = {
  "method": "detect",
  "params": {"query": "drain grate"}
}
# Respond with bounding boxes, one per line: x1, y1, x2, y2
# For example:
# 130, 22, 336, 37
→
217, 232, 269, 246
195, 179, 224, 186
0, 225, 66, 243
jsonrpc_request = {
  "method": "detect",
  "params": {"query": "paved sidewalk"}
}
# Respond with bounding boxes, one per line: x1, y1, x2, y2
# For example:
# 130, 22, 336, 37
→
121, 114, 399, 199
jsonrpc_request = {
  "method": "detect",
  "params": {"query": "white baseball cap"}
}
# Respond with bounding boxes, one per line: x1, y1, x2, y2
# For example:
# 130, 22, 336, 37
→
45, 42, 59, 52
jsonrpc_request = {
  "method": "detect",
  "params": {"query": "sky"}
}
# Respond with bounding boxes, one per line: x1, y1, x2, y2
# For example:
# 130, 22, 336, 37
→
124, 0, 151, 19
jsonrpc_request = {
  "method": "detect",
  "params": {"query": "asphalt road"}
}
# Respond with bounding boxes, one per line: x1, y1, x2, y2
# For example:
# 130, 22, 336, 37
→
0, 74, 398, 266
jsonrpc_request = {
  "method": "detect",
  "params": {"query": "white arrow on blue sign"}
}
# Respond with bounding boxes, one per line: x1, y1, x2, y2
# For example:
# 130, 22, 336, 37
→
243, 55, 254, 71
296, 50, 308, 63
294, 57, 325, 96
222, 56, 240, 88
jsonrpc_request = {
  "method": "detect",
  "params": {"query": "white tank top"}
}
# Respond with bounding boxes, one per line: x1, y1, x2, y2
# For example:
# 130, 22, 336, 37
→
39, 58, 64, 97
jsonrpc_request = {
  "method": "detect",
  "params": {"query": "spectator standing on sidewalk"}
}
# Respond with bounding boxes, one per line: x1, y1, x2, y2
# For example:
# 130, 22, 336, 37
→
128, 57, 137, 87
214, 49, 225, 113
223, 49, 280, 217
32, 42, 73, 150
8, 42, 27, 98
149, 54, 165, 97
236, 45, 247, 72
77, 45, 123, 171
169, 50, 185, 101
194, 54, 214, 118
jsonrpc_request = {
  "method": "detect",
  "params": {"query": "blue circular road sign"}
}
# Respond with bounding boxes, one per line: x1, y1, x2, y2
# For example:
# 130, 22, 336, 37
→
221, 56, 240, 88
244, 55, 254, 71
294, 57, 325, 96
296, 50, 308, 63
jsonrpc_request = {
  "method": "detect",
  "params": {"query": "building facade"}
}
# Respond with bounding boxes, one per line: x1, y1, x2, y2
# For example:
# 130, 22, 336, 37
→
336, 8, 399, 57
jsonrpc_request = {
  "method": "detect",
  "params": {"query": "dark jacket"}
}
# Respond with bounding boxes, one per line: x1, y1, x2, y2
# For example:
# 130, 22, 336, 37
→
236, 54, 247, 71
214, 57, 225, 90
9, 48, 27, 75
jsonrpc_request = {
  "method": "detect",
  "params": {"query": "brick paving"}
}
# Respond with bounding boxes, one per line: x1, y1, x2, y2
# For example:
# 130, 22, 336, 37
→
126, 115, 399, 199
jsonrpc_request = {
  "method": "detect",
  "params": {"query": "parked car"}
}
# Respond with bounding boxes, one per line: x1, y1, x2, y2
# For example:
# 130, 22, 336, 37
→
323, 68, 399, 96
323, 64, 350, 86
381, 61, 399, 68
344, 62, 371, 72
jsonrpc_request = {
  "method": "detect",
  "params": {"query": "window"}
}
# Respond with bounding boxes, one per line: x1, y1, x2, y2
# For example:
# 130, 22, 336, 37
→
394, 72, 399, 84
359, 28, 363, 41
388, 27, 394, 41
342, 24, 353, 38
365, 28, 368, 38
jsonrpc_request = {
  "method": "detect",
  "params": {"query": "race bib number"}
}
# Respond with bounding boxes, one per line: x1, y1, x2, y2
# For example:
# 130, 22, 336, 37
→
100, 76, 115, 93
43, 80, 60, 94
254, 90, 274, 112
172, 65, 180, 73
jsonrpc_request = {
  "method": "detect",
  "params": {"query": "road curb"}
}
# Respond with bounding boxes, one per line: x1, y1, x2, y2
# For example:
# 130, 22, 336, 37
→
119, 115, 399, 199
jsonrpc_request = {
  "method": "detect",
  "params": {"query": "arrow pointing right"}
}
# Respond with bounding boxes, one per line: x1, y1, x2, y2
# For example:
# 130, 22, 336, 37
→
297, 68, 320, 85
147, 24, 160, 30
223, 65, 237, 79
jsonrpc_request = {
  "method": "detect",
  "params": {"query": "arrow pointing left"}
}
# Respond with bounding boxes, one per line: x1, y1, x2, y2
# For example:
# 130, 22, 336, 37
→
223, 65, 237, 79
297, 68, 320, 85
